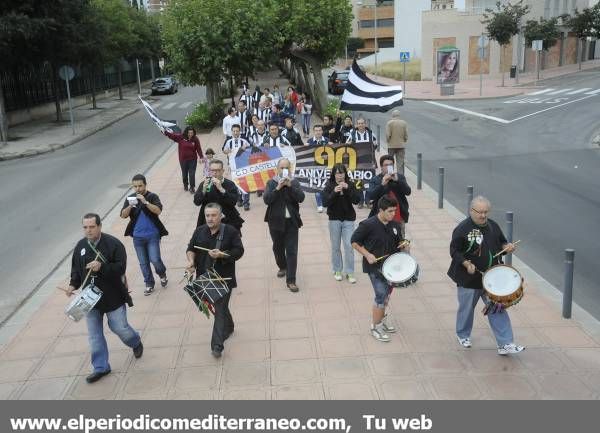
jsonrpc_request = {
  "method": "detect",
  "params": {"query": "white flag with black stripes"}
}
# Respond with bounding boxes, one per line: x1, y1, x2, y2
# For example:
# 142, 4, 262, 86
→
340, 59, 403, 112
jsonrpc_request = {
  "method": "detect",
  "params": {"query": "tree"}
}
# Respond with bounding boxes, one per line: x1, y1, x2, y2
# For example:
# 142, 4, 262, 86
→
280, 0, 353, 112
347, 37, 365, 57
523, 17, 561, 76
565, 7, 597, 70
482, 0, 530, 86
161, 0, 278, 107
0, 0, 54, 141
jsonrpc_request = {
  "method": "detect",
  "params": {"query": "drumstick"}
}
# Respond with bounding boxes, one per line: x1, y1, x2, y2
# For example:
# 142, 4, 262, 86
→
375, 240, 411, 262
194, 246, 230, 256
493, 240, 521, 258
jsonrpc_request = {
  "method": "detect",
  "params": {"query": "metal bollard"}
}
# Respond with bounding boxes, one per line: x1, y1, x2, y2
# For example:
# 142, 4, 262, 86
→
562, 249, 575, 319
467, 185, 474, 215
417, 153, 422, 190
438, 167, 445, 209
505, 211, 514, 266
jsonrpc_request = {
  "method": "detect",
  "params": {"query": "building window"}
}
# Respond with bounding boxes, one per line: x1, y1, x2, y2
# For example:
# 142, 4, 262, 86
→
378, 38, 395, 48
553, 0, 559, 17
571, 0, 576, 14
377, 18, 394, 27
544, 0, 550, 19
360, 20, 374, 28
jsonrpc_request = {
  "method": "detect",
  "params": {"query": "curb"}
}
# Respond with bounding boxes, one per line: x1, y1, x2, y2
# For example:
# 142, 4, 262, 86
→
0, 107, 141, 162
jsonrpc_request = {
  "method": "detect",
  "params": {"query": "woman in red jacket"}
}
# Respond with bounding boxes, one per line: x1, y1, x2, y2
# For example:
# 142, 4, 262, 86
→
163, 127, 204, 193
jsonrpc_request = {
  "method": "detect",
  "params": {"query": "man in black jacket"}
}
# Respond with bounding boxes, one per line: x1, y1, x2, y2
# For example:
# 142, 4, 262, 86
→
264, 158, 305, 292
281, 116, 303, 147
448, 196, 524, 356
194, 159, 244, 231
186, 203, 244, 358
368, 154, 411, 237
120, 174, 168, 296
65, 213, 143, 384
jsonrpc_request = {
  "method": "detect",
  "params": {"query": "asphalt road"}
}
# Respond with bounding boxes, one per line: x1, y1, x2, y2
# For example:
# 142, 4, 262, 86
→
0, 85, 206, 324
364, 69, 600, 319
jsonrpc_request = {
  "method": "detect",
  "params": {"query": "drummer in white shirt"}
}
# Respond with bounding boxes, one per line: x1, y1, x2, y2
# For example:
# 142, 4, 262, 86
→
222, 107, 240, 140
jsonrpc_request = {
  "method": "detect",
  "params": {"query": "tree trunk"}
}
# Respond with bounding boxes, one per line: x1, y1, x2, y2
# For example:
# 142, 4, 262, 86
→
229, 75, 235, 107
289, 45, 328, 115
206, 81, 219, 106
117, 62, 123, 100
51, 65, 63, 122
90, 66, 97, 109
150, 58, 156, 81
578, 38, 582, 70
501, 45, 505, 87
299, 62, 312, 98
0, 79, 8, 144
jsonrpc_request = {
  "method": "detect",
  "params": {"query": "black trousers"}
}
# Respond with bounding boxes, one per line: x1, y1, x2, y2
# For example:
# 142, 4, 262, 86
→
211, 291, 234, 352
269, 219, 299, 283
180, 159, 197, 189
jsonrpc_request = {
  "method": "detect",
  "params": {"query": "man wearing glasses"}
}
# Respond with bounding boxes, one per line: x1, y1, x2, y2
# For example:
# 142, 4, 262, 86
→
447, 196, 524, 355
194, 160, 244, 232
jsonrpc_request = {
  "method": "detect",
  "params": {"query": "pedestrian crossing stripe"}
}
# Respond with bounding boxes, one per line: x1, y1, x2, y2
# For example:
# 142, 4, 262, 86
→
162, 102, 177, 109
525, 88, 600, 96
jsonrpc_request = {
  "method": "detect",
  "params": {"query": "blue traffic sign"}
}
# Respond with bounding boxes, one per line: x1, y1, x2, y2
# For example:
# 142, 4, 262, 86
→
399, 51, 410, 63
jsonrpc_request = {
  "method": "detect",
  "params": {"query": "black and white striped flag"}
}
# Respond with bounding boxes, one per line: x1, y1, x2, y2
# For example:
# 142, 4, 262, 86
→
139, 96, 181, 133
339, 59, 403, 112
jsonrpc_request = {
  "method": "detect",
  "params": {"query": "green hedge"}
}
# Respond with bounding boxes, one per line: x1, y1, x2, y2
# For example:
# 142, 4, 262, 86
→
185, 102, 225, 130
323, 98, 352, 119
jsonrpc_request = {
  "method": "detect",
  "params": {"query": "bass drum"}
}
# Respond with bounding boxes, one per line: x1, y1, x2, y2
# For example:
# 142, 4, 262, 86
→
482, 264, 524, 309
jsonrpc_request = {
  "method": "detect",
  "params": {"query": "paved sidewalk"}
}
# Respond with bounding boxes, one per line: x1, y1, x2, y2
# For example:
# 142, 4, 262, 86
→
1, 118, 600, 399
0, 82, 152, 161
363, 59, 600, 100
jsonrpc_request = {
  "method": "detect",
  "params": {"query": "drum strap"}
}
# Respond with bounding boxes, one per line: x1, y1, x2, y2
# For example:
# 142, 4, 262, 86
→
204, 224, 226, 270
87, 239, 107, 264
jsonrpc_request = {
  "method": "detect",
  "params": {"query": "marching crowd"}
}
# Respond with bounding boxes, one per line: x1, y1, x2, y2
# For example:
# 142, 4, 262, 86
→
64, 82, 524, 385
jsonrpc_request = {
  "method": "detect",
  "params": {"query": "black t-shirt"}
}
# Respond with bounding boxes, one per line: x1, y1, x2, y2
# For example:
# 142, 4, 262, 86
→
351, 216, 405, 274
447, 218, 507, 290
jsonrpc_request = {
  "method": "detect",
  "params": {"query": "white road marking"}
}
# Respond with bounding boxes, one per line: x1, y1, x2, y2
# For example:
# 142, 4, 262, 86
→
424, 101, 511, 124
546, 88, 573, 95
179, 101, 193, 108
566, 88, 592, 95
526, 88, 555, 95
162, 102, 177, 109
426, 92, 598, 124
509, 94, 598, 122
152, 103, 162, 108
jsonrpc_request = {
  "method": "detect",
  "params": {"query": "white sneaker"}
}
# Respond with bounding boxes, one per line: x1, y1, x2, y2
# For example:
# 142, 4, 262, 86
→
497, 343, 525, 355
370, 323, 390, 342
457, 336, 472, 348
346, 273, 357, 284
334, 271, 343, 281
382, 314, 396, 333
317, 206, 324, 213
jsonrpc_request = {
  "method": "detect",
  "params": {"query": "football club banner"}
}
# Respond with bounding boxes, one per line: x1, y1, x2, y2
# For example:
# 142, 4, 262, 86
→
229, 146, 297, 193
292, 142, 376, 193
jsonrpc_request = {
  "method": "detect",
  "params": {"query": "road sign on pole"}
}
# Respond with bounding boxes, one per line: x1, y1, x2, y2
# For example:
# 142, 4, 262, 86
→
399, 51, 410, 98
399, 51, 410, 63
532, 40, 543, 51
58, 65, 75, 135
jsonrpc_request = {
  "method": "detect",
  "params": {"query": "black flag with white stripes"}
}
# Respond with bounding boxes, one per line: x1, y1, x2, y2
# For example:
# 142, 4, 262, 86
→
339, 59, 403, 112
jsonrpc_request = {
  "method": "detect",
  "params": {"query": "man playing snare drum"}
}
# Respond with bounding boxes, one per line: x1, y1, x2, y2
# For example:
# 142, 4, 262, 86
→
65, 213, 143, 384
351, 196, 409, 342
447, 196, 524, 355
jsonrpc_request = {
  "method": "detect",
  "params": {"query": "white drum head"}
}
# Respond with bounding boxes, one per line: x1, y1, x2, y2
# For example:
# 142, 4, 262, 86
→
483, 265, 521, 296
382, 253, 418, 283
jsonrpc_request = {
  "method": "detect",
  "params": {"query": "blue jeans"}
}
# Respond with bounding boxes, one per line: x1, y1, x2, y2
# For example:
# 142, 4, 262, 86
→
86, 305, 140, 373
133, 235, 166, 287
302, 113, 311, 134
456, 286, 514, 346
368, 273, 392, 308
242, 193, 250, 206
328, 220, 355, 274
315, 192, 323, 207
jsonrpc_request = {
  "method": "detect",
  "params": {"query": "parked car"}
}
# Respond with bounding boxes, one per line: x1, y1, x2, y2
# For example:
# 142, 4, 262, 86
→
328, 70, 349, 94
151, 77, 178, 95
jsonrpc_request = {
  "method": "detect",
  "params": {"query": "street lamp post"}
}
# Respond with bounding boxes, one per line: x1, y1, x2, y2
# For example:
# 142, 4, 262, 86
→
374, 2, 378, 75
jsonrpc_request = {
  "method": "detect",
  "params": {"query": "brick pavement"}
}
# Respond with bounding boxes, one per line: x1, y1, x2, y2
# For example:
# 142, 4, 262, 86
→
2, 121, 600, 400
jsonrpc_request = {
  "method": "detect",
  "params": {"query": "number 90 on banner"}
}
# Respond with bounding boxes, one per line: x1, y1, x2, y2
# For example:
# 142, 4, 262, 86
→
314, 146, 357, 170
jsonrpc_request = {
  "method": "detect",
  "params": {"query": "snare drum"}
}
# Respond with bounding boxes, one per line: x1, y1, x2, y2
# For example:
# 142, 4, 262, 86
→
381, 252, 419, 288
65, 283, 103, 322
482, 264, 524, 309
